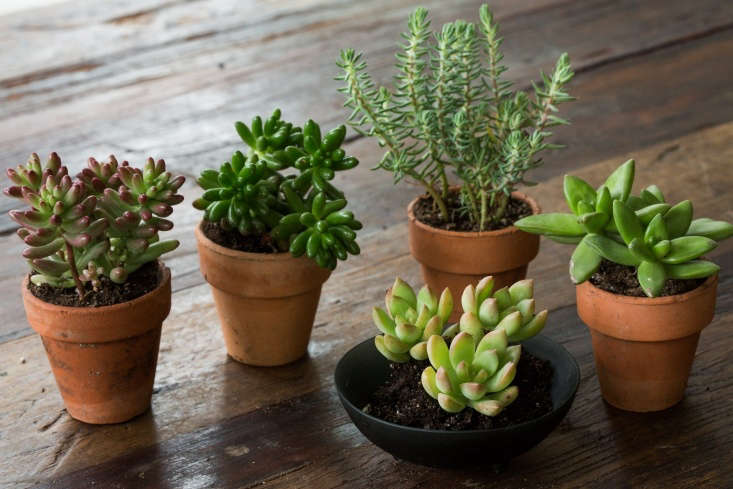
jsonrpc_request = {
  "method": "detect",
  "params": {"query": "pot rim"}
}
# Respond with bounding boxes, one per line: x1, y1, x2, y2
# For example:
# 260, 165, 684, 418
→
21, 260, 170, 315
335, 335, 579, 436
576, 273, 718, 306
195, 220, 312, 263
406, 190, 541, 239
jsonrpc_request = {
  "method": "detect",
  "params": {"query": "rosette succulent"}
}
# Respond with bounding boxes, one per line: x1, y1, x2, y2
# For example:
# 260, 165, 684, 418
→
193, 109, 362, 270
514, 159, 733, 296
4, 153, 185, 298
454, 277, 548, 342
421, 329, 519, 416
372, 277, 453, 362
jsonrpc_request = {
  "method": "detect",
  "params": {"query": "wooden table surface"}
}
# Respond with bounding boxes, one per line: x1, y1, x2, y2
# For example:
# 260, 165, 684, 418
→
1, 1, 732, 487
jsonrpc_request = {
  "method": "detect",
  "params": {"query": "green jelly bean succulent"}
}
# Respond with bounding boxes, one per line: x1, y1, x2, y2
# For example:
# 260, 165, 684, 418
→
421, 329, 520, 416
514, 159, 733, 296
373, 277, 453, 362
455, 277, 548, 343
5, 153, 185, 298
193, 109, 362, 270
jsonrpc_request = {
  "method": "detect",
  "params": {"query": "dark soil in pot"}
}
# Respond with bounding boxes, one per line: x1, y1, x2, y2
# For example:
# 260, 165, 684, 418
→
28, 260, 161, 307
201, 219, 278, 253
414, 190, 532, 232
364, 351, 553, 430
589, 259, 704, 297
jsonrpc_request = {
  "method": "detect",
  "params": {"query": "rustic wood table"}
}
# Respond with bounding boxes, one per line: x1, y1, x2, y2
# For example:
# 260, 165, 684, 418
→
1, 1, 732, 487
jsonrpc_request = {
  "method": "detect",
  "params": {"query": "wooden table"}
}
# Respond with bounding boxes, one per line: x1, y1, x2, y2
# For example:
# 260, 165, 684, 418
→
1, 1, 732, 487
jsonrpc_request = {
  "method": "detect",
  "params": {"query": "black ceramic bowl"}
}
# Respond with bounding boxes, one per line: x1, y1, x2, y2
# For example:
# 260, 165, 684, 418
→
335, 334, 580, 468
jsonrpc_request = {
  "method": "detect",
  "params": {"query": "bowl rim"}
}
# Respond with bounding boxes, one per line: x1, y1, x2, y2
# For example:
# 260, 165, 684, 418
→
335, 334, 580, 435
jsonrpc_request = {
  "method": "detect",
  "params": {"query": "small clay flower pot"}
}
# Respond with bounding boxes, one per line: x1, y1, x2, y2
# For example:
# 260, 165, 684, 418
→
407, 191, 541, 321
22, 262, 171, 424
195, 222, 331, 366
576, 274, 718, 412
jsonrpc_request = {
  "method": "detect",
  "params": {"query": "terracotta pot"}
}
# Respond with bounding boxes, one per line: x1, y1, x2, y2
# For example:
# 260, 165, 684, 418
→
22, 262, 171, 424
576, 275, 718, 412
407, 190, 541, 321
195, 223, 331, 366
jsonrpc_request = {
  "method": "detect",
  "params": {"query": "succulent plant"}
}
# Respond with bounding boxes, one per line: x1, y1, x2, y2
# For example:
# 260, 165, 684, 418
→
4, 153, 185, 298
514, 159, 733, 296
421, 329, 519, 416
373, 277, 453, 362
193, 109, 362, 270
454, 277, 548, 342
337, 5, 574, 230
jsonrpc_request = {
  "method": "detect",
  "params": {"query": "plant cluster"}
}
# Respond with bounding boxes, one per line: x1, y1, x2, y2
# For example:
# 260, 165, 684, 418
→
5, 153, 185, 298
193, 110, 362, 270
372, 275, 549, 416
336, 5, 574, 230
515, 159, 733, 296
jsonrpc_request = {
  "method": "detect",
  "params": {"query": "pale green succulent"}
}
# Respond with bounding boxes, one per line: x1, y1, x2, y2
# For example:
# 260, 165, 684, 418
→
450, 277, 548, 342
421, 329, 519, 416
373, 277, 453, 362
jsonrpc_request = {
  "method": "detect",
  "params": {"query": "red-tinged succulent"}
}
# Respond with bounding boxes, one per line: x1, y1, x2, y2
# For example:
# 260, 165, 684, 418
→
5, 153, 185, 298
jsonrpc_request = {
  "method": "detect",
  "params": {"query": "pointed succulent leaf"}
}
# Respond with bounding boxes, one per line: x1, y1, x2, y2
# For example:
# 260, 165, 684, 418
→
391, 277, 417, 307
410, 341, 428, 360
652, 239, 671, 259
374, 335, 409, 362
469, 399, 503, 416
665, 260, 719, 279
661, 236, 717, 264
629, 238, 657, 262
449, 332, 475, 369
415, 305, 431, 329
442, 323, 459, 340
478, 297, 499, 327
563, 175, 597, 215
417, 284, 438, 314
504, 345, 522, 364
427, 335, 452, 372
496, 311, 522, 336
492, 286, 512, 310
603, 159, 634, 201
455, 360, 471, 382
485, 362, 517, 392
423, 315, 442, 339
484, 386, 519, 407
644, 213, 668, 245
435, 367, 454, 395
583, 234, 640, 266
459, 312, 483, 338
515, 298, 535, 324
636, 203, 671, 225
387, 293, 413, 319
395, 320, 421, 343
421, 367, 439, 399
460, 382, 488, 401
514, 213, 586, 237
613, 200, 643, 245
579, 212, 609, 234
437, 393, 465, 413
437, 288, 453, 324
461, 284, 478, 315
686, 218, 733, 241
508, 310, 548, 342
472, 349, 499, 375
638, 260, 667, 297
644, 184, 665, 203
570, 238, 603, 283
664, 200, 693, 239
475, 276, 494, 304
477, 329, 508, 354
384, 334, 411, 354
595, 186, 612, 215
509, 279, 533, 304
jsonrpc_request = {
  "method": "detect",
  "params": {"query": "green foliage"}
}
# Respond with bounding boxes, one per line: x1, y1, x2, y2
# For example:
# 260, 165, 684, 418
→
514, 159, 733, 296
456, 277, 548, 342
193, 110, 362, 270
422, 330, 519, 416
5, 153, 185, 298
371, 275, 550, 416
373, 277, 453, 362
336, 4, 574, 230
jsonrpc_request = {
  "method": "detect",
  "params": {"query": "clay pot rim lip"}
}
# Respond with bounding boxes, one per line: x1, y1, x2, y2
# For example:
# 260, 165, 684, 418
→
336, 335, 579, 436
22, 260, 171, 314
195, 220, 311, 263
576, 273, 718, 305
407, 189, 540, 239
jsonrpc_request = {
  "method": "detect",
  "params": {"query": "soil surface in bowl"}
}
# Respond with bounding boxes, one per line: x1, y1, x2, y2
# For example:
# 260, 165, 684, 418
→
363, 351, 553, 430
202, 220, 278, 253
414, 190, 532, 232
29, 260, 160, 307
589, 259, 704, 298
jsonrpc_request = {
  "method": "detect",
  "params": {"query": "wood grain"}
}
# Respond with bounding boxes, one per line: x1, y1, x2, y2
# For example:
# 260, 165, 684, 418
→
1, 0, 732, 487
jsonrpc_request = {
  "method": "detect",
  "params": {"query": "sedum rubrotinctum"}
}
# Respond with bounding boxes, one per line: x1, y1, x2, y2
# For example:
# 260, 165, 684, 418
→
515, 159, 733, 297
4, 153, 185, 298
372, 275, 549, 416
193, 109, 362, 270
